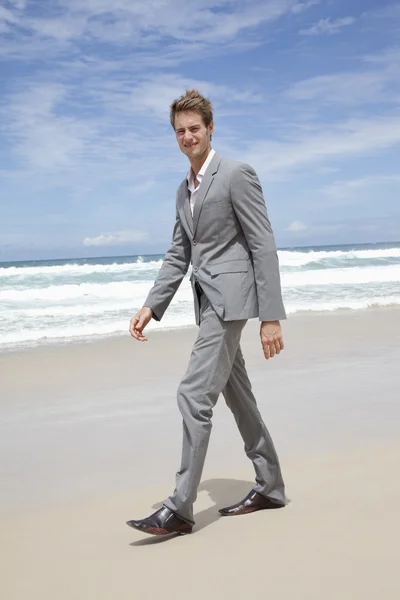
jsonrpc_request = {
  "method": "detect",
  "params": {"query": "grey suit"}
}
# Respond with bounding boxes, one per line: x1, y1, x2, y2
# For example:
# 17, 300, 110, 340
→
144, 152, 286, 524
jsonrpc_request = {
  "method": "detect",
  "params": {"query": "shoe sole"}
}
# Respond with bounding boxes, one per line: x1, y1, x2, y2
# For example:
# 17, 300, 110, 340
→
126, 522, 193, 536
219, 503, 285, 517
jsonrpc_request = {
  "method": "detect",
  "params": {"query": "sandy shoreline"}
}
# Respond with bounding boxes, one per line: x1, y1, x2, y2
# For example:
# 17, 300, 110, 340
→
1, 444, 399, 599
1, 307, 400, 598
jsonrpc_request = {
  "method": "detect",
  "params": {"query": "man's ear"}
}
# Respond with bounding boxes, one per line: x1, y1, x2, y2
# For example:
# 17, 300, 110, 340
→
209, 121, 214, 142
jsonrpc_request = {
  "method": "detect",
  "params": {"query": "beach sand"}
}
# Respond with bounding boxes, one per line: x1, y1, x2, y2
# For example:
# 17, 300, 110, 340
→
1, 308, 399, 599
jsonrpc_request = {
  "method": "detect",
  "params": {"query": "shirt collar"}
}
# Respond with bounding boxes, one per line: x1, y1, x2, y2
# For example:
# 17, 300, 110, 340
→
187, 148, 215, 188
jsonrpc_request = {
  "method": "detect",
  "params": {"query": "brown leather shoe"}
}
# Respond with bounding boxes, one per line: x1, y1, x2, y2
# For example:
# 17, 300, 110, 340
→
219, 490, 285, 516
126, 506, 193, 536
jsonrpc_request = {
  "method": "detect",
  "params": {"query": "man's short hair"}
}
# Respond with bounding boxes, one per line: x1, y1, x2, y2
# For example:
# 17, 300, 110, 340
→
170, 89, 214, 129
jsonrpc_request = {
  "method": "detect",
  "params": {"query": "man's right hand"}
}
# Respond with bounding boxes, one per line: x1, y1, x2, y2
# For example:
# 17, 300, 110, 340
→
129, 307, 153, 342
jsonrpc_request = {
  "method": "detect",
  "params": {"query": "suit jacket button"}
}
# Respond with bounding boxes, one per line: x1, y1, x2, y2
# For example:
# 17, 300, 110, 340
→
193, 240, 198, 245
193, 266, 198, 272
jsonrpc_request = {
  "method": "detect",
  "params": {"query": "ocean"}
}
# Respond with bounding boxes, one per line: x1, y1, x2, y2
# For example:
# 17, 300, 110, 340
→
1, 242, 399, 351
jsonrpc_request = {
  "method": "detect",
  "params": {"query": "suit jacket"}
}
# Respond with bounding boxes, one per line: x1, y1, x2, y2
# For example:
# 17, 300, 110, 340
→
144, 152, 287, 325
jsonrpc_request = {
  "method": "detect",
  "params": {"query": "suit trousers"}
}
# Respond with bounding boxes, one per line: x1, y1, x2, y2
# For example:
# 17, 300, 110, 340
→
163, 285, 285, 524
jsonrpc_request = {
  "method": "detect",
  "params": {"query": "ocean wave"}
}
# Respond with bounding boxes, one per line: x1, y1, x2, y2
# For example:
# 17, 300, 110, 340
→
0, 279, 195, 303
281, 264, 400, 287
285, 295, 400, 313
0, 312, 196, 348
1, 247, 399, 279
1, 295, 399, 350
278, 247, 400, 267
1, 245, 400, 351
0, 259, 163, 278
0, 281, 153, 302
2, 264, 398, 302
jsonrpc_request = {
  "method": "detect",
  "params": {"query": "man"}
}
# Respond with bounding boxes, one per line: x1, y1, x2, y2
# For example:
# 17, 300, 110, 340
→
127, 89, 286, 537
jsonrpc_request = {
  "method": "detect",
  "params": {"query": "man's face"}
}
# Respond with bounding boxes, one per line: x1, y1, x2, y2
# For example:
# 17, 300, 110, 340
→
174, 111, 214, 160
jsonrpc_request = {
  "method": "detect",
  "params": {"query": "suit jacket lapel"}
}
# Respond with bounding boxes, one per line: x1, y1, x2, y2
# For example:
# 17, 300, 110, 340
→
192, 153, 222, 236
179, 180, 194, 237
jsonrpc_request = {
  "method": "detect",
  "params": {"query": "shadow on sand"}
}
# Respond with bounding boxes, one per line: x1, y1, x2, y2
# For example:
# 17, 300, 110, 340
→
129, 478, 254, 547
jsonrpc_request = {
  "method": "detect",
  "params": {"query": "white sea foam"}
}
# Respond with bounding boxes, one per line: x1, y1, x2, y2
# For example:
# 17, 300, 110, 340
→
0, 259, 163, 278
285, 295, 400, 313
0, 311, 196, 348
1, 245, 399, 350
1, 247, 400, 279
1, 264, 398, 304
2, 294, 399, 351
278, 247, 400, 267
282, 264, 400, 287
0, 281, 155, 302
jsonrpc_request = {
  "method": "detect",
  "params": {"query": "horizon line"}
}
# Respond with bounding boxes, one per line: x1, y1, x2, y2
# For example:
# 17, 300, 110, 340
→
1, 239, 399, 266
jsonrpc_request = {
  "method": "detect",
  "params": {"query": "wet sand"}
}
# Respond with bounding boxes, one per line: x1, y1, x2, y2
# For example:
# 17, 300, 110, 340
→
1, 308, 399, 599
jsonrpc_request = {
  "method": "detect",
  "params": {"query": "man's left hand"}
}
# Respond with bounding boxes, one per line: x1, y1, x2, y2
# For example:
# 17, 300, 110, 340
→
260, 321, 284, 360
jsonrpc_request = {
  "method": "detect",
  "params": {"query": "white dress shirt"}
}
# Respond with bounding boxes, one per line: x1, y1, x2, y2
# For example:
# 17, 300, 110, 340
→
187, 148, 216, 217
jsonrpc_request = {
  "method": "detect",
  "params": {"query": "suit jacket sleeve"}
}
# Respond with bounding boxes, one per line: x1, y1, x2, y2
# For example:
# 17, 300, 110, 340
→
143, 205, 192, 321
230, 163, 286, 322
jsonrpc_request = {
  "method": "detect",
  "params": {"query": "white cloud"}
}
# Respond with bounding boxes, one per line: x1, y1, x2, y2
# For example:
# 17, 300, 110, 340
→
299, 16, 355, 36
321, 174, 400, 199
284, 219, 353, 238
1, 0, 399, 258
363, 45, 400, 65
28, 15, 88, 41
291, 0, 320, 15
285, 69, 399, 105
1, 0, 298, 51
178, 0, 298, 44
126, 181, 156, 195
362, 2, 400, 21
0, 71, 263, 180
286, 221, 307, 232
8, 0, 28, 8
119, 73, 263, 121
0, 6, 18, 24
83, 230, 149, 247
2, 83, 95, 169
244, 115, 400, 178
0, 0, 321, 67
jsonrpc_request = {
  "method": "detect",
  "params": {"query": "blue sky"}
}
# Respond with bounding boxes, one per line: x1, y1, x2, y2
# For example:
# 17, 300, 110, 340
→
1, 0, 400, 261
